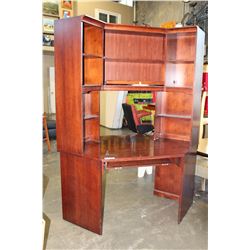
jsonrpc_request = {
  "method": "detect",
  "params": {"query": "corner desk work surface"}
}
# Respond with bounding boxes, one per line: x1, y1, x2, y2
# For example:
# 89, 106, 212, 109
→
60, 135, 196, 235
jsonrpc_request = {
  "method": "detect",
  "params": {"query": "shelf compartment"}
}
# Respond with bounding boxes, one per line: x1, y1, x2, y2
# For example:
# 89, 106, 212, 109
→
165, 63, 194, 88
84, 119, 100, 143
83, 22, 103, 57
156, 92, 193, 116
83, 91, 99, 117
154, 117, 191, 142
84, 57, 103, 85
105, 29, 165, 61
166, 32, 196, 62
105, 61, 164, 84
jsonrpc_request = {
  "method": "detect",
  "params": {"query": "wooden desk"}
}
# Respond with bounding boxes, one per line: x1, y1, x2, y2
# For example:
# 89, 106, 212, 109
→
60, 135, 196, 235
54, 16, 205, 235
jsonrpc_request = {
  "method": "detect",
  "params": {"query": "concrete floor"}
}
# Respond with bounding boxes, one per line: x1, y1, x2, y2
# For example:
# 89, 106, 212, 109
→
43, 127, 208, 249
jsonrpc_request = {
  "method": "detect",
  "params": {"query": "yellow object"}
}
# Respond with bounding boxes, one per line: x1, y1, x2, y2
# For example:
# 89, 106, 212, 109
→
160, 21, 176, 28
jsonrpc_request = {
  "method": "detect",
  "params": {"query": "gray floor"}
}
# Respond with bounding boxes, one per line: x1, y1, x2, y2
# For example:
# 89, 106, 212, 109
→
43, 127, 208, 249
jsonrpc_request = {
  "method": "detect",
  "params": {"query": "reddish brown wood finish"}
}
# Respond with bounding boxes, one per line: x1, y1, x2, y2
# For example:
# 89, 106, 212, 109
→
84, 23, 103, 56
54, 17, 83, 155
105, 23, 167, 35
83, 23, 104, 85
105, 31, 165, 60
178, 153, 197, 223
54, 15, 205, 235
84, 58, 103, 85
154, 163, 182, 199
60, 153, 104, 234
166, 33, 196, 61
105, 61, 164, 83
84, 91, 99, 117
156, 92, 193, 116
105, 29, 165, 85
190, 28, 205, 152
83, 91, 100, 143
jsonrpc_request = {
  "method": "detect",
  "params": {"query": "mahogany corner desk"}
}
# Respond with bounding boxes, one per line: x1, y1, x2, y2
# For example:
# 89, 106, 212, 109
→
54, 15, 205, 235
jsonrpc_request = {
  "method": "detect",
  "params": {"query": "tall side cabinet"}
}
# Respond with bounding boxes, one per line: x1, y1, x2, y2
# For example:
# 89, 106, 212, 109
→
54, 15, 205, 235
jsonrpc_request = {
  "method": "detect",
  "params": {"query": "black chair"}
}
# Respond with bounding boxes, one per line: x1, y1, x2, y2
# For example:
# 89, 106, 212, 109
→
122, 103, 154, 134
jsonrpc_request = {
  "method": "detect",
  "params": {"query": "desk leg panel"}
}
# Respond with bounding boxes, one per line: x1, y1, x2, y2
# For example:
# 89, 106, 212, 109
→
60, 153, 105, 235
154, 163, 182, 200
178, 153, 196, 223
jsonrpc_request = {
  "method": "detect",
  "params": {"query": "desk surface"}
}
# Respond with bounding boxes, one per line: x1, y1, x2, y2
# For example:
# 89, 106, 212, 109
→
84, 135, 190, 166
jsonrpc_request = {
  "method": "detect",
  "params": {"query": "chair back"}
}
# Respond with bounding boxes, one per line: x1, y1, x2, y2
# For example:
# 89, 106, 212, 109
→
130, 104, 141, 126
122, 104, 137, 133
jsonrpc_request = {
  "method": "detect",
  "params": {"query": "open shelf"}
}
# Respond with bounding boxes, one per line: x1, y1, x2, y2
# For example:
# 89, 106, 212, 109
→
84, 114, 99, 120
105, 58, 164, 64
105, 61, 164, 83
156, 114, 192, 119
105, 80, 164, 85
166, 60, 194, 64
83, 53, 103, 58
84, 138, 100, 143
154, 116, 192, 142
103, 84, 164, 92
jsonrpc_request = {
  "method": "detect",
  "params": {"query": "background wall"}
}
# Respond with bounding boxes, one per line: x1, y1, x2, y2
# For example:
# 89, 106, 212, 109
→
76, 1, 133, 23
136, 1, 185, 27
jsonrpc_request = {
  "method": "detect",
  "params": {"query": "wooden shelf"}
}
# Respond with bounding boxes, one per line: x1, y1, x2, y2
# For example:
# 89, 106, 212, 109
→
155, 133, 191, 142
105, 58, 164, 64
83, 53, 103, 58
164, 86, 193, 93
103, 84, 165, 92
84, 138, 100, 143
82, 85, 102, 93
105, 80, 164, 85
166, 60, 194, 64
156, 114, 192, 119
82, 84, 193, 93
84, 114, 99, 120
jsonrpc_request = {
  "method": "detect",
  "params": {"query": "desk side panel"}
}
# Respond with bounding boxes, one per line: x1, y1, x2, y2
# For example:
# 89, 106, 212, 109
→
54, 17, 83, 154
191, 28, 205, 152
178, 153, 196, 223
60, 153, 105, 235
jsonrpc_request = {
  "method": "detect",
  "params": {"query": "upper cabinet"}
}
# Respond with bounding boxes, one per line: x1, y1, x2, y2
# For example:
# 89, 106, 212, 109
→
54, 16, 205, 155
104, 26, 165, 85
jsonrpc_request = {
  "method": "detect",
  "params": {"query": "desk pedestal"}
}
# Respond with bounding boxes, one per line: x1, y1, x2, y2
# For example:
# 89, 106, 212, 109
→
60, 153, 105, 235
